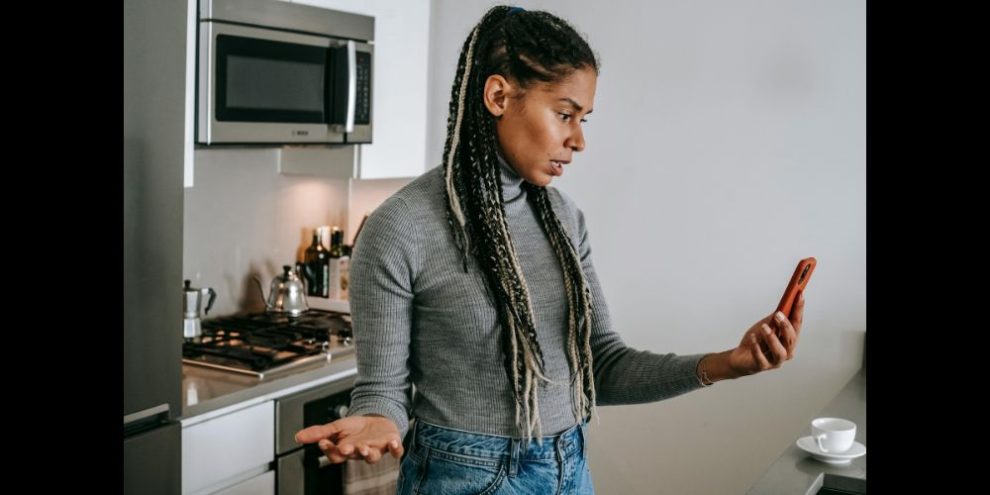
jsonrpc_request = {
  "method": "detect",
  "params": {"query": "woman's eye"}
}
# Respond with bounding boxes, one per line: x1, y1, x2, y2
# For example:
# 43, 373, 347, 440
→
559, 113, 588, 124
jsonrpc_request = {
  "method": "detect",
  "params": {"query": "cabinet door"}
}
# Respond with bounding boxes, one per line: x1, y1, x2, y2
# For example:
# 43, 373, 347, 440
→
182, 402, 274, 494
212, 470, 275, 495
290, 0, 431, 179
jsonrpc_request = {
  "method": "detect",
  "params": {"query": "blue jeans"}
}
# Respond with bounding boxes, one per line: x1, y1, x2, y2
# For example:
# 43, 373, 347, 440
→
396, 419, 594, 494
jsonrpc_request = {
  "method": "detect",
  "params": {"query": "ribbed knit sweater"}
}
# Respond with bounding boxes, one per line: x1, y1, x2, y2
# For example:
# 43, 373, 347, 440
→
347, 156, 706, 438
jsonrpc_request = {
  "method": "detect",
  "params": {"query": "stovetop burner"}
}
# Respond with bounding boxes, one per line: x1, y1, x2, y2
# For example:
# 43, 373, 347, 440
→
182, 309, 354, 379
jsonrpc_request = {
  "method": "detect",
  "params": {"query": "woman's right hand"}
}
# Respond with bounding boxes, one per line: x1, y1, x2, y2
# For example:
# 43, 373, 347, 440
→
294, 415, 404, 464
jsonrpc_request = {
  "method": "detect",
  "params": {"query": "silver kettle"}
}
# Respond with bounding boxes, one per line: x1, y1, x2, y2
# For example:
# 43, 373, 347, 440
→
254, 265, 309, 317
183, 280, 216, 339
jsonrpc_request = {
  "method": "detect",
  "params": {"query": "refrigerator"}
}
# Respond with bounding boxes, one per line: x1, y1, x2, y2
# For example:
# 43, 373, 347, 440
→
124, 0, 188, 493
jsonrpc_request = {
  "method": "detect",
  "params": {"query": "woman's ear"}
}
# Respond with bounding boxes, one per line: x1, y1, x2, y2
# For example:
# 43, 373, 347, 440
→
483, 74, 513, 118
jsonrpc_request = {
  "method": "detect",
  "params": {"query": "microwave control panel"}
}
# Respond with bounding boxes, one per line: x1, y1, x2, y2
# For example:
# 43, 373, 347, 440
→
355, 51, 372, 125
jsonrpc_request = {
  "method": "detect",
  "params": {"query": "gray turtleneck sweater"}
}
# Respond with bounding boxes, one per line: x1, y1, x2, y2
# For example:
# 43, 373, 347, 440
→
347, 157, 707, 438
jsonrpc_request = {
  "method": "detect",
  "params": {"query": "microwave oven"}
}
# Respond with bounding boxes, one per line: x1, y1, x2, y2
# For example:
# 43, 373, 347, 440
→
197, 0, 374, 145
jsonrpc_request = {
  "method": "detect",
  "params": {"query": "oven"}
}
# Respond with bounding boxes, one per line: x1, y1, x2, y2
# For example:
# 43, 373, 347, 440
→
275, 375, 355, 494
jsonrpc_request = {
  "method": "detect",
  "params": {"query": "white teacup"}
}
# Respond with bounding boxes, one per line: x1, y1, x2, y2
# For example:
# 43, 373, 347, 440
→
811, 417, 856, 453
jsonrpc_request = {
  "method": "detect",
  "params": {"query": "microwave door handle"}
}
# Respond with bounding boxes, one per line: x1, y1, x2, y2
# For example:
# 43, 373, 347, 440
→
344, 40, 356, 133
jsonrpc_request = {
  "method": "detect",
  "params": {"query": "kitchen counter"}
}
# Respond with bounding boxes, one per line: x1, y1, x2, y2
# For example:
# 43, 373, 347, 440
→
746, 368, 866, 494
179, 353, 357, 426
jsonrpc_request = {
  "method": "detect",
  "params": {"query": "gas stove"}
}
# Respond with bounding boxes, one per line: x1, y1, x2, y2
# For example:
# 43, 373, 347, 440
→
182, 309, 354, 379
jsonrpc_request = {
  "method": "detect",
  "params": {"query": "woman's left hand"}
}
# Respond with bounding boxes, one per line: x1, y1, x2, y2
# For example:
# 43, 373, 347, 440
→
727, 292, 804, 376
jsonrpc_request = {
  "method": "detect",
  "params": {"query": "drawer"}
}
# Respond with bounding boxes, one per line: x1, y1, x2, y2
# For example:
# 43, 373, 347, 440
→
212, 470, 274, 495
182, 401, 274, 494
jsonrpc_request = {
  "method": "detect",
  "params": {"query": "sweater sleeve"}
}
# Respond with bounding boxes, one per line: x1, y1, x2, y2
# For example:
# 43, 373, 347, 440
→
346, 196, 417, 437
562, 194, 707, 405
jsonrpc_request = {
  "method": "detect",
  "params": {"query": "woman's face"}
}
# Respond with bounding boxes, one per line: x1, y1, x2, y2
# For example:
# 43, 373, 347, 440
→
484, 67, 597, 187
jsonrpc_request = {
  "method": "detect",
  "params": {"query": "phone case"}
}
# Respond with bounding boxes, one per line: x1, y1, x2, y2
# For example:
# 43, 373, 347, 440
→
775, 257, 816, 318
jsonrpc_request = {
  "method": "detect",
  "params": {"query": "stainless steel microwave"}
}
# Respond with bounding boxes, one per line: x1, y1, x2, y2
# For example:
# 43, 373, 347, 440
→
197, 0, 374, 145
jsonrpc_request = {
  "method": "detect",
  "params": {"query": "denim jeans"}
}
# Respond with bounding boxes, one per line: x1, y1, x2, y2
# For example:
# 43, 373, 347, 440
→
396, 418, 594, 495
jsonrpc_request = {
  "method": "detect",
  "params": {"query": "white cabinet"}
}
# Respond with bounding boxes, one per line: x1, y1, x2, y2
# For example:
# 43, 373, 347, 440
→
183, 0, 197, 188
185, 0, 430, 184
212, 470, 274, 495
182, 401, 274, 495
287, 0, 432, 179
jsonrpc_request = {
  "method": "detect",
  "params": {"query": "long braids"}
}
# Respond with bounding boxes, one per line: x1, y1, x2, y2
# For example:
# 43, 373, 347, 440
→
441, 6, 601, 444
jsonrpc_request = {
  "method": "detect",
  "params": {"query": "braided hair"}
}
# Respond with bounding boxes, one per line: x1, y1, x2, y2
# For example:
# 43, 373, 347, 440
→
441, 5, 600, 443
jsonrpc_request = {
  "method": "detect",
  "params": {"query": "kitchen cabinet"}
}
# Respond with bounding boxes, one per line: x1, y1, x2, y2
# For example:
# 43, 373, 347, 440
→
182, 401, 275, 495
184, 0, 431, 185
212, 471, 274, 495
285, 0, 432, 179
183, 0, 197, 188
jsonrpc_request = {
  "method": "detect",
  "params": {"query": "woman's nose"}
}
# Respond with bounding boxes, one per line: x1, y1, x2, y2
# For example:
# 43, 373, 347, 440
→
567, 126, 586, 152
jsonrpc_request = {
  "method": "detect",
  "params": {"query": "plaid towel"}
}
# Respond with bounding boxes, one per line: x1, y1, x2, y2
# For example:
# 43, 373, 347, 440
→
343, 454, 400, 495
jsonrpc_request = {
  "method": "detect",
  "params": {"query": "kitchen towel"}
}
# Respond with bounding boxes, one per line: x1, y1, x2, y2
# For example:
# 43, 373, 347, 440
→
343, 454, 400, 495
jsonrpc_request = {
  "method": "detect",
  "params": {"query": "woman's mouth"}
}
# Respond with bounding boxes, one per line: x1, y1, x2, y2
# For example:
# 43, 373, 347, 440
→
550, 160, 565, 176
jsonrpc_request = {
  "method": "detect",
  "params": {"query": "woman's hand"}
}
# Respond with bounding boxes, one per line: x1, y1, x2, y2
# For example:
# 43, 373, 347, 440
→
727, 292, 805, 376
294, 415, 404, 464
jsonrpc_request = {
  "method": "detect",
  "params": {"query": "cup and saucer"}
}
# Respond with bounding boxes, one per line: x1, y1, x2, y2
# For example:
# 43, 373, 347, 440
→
796, 417, 866, 464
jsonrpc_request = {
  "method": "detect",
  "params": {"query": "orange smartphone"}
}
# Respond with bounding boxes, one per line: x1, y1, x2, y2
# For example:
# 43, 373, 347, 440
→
776, 257, 816, 319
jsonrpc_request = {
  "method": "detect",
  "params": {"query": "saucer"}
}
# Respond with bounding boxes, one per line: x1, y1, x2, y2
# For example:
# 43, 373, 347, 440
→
796, 436, 866, 464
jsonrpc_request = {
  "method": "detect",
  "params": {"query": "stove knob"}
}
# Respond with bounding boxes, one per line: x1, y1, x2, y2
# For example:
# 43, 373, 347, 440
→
328, 404, 350, 421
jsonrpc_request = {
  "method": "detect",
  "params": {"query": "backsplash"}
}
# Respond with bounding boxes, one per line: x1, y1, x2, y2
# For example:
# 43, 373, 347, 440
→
346, 174, 418, 245
184, 147, 413, 316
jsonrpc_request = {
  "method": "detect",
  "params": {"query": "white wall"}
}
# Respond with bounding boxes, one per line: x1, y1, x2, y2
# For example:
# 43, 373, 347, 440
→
347, 177, 414, 245
183, 152, 412, 316
427, 1, 865, 493
184, 148, 350, 316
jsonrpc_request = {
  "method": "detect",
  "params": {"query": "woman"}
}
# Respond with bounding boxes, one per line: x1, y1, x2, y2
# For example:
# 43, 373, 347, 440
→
295, 6, 803, 494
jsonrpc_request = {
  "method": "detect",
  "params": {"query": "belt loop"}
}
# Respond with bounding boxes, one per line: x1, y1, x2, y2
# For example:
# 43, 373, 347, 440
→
508, 437, 520, 477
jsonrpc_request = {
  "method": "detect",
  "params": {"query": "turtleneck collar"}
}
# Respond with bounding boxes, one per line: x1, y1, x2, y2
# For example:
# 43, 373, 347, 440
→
496, 148, 525, 201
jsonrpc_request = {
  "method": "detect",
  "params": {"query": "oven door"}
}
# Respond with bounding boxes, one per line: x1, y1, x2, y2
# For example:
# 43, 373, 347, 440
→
275, 376, 356, 494
199, 22, 373, 145
277, 445, 343, 495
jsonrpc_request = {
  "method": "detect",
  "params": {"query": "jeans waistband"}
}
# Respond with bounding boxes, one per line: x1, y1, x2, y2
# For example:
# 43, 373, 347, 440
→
410, 419, 588, 463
